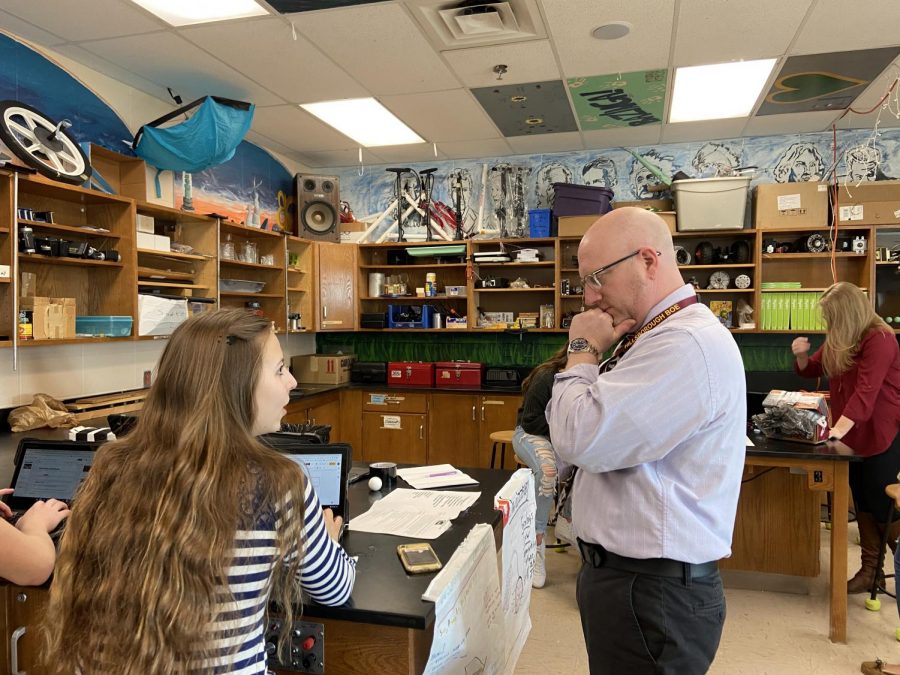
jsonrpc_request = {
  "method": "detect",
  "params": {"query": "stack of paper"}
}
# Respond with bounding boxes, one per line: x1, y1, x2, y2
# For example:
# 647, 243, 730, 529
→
348, 489, 481, 539
397, 464, 479, 489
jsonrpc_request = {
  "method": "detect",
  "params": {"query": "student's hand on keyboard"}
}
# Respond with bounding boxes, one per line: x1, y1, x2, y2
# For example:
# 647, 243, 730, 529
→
0, 488, 13, 519
16, 498, 70, 535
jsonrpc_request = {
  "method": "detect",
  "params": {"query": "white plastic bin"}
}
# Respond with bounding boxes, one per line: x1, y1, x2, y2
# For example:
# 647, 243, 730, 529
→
673, 176, 751, 231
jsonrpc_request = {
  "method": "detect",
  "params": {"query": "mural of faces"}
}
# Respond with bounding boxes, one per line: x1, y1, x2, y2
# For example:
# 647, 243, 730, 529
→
773, 142, 824, 183
692, 142, 741, 178
535, 162, 573, 208
581, 156, 618, 189
629, 150, 672, 199
843, 143, 892, 182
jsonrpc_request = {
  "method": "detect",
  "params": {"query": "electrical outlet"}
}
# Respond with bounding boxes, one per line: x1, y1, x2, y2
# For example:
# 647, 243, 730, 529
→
143, 370, 152, 387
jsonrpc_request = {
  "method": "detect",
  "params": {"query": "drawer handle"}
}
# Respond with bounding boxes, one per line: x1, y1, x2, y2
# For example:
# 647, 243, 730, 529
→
471, 405, 476, 421
419, 424, 424, 440
11, 626, 26, 675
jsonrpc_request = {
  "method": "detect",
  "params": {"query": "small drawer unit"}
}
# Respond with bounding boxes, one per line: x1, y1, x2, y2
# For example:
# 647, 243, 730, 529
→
435, 361, 484, 388
387, 361, 435, 388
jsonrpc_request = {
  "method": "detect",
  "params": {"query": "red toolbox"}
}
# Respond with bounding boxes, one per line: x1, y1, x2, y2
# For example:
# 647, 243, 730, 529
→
387, 361, 435, 387
435, 361, 484, 388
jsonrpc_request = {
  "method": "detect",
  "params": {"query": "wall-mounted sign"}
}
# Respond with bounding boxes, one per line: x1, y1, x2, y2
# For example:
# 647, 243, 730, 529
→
568, 70, 667, 130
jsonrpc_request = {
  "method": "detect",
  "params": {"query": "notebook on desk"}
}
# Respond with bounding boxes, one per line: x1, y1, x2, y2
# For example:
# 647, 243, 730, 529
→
4, 438, 98, 518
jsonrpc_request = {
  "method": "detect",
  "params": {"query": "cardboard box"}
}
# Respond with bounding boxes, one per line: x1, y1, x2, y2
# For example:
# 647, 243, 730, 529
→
612, 198, 674, 211
292, 353, 355, 384
21, 297, 76, 340
755, 182, 829, 230
136, 214, 155, 233
557, 215, 599, 237
836, 180, 900, 225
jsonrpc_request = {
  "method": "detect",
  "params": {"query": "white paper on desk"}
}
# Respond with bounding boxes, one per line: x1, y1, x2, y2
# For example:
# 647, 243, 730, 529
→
494, 469, 535, 675
397, 464, 479, 489
348, 489, 480, 539
422, 524, 505, 675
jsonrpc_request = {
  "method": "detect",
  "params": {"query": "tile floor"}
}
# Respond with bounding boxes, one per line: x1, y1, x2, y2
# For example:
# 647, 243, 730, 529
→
516, 521, 900, 674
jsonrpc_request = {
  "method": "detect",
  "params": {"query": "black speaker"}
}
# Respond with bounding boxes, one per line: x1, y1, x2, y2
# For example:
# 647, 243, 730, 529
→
295, 174, 340, 241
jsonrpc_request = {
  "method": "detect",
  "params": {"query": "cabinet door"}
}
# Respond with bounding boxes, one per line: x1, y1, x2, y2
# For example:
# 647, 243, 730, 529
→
362, 412, 427, 465
282, 400, 310, 426
317, 243, 357, 330
307, 397, 341, 435
7, 585, 50, 674
428, 394, 479, 468
478, 395, 523, 469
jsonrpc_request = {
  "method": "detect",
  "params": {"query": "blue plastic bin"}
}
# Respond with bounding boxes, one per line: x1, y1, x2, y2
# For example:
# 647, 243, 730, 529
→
528, 209, 552, 238
75, 315, 133, 337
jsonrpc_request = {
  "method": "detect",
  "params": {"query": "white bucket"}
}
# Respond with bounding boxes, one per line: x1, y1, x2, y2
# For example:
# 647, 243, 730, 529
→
672, 176, 751, 231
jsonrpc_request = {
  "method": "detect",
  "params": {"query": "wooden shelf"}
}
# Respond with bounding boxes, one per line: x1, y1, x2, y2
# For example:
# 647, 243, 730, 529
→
360, 263, 468, 269
0, 226, 9, 234
361, 295, 467, 301
0, 340, 11, 347
220, 221, 284, 238
220, 259, 284, 270
19, 173, 134, 205
286, 267, 307, 273
287, 287, 307, 293
220, 291, 282, 298
137, 248, 211, 261
17, 336, 134, 347
137, 266, 194, 281
19, 253, 123, 268
762, 253, 867, 260
560, 267, 579, 272
699, 289, 755, 293
761, 287, 868, 292
135, 201, 217, 223
0, 278, 9, 284
473, 287, 555, 292
876, 261, 899, 266
138, 281, 209, 290
679, 264, 755, 270
19, 218, 120, 239
672, 229, 756, 238
560, 293, 583, 298
473, 261, 554, 267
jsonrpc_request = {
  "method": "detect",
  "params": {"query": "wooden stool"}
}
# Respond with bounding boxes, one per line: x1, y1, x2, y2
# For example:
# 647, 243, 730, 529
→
489, 430, 515, 469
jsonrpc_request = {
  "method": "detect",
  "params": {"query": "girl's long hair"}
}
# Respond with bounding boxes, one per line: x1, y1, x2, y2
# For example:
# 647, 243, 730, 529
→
819, 281, 891, 377
44, 309, 306, 673
521, 344, 569, 395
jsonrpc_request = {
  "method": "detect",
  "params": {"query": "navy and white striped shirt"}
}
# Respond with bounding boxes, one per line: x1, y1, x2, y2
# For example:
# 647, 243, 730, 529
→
188, 477, 356, 673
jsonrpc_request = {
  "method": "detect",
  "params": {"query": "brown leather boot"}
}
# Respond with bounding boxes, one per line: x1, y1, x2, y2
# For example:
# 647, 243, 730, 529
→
848, 511, 882, 594
861, 659, 900, 674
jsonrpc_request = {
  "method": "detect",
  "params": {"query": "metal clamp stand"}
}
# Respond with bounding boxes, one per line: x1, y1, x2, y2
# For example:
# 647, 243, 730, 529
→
452, 172, 464, 240
385, 167, 409, 242
420, 168, 436, 242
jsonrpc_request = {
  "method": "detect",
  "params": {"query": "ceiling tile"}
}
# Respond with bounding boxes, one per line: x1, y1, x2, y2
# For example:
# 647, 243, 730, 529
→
541, 0, 674, 77
367, 144, 446, 164
0, 12, 67, 46
793, 0, 900, 54
435, 138, 514, 160
743, 110, 841, 136
581, 126, 663, 150
296, 147, 384, 169
294, 4, 460, 95
840, 55, 900, 129
379, 90, 500, 142
179, 18, 369, 104
471, 80, 577, 136
506, 131, 583, 154
2, 0, 164, 42
661, 118, 747, 144
673, 0, 811, 66
441, 40, 561, 88
78, 32, 284, 106
252, 105, 358, 151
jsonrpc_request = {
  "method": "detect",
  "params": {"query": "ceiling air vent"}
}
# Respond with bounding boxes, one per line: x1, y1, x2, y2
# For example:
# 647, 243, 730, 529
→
439, 2, 520, 40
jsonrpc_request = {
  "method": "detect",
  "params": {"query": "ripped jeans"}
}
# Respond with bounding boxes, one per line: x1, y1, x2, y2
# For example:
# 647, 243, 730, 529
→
512, 426, 557, 535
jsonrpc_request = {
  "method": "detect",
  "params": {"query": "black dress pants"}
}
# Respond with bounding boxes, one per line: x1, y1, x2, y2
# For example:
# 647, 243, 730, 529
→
576, 563, 725, 675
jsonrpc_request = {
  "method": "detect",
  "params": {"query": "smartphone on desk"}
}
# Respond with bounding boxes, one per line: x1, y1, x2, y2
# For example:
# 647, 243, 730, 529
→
397, 542, 442, 574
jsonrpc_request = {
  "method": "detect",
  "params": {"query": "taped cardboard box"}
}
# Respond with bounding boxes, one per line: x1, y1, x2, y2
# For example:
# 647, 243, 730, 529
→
557, 215, 599, 237
291, 353, 356, 384
755, 183, 829, 230
835, 179, 900, 225
21, 297, 76, 340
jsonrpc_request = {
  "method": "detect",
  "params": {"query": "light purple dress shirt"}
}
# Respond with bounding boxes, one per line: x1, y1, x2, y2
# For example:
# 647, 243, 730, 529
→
547, 285, 746, 563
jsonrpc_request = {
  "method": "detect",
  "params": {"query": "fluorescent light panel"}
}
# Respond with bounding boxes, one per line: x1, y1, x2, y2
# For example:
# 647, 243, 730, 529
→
130, 0, 267, 26
300, 98, 424, 147
669, 59, 777, 123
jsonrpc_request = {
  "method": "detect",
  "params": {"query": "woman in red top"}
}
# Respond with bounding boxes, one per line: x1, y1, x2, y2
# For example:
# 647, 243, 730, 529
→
792, 282, 900, 593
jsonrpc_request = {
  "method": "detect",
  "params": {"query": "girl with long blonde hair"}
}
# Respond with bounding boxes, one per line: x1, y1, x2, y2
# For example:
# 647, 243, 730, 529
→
792, 282, 900, 595
44, 309, 356, 673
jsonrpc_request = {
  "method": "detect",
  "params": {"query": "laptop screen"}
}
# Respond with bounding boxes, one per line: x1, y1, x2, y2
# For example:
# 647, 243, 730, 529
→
10, 446, 96, 506
286, 452, 344, 512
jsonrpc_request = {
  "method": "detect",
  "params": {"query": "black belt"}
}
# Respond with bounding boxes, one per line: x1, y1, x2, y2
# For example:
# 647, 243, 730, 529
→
577, 538, 718, 584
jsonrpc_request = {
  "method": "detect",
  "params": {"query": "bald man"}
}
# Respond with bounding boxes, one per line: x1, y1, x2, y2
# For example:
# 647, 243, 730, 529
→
547, 208, 746, 674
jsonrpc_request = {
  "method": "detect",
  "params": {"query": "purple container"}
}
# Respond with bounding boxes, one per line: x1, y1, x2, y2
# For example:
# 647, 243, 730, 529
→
552, 183, 614, 217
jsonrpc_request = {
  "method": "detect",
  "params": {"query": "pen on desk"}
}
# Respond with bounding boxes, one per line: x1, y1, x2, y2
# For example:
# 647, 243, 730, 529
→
428, 470, 459, 478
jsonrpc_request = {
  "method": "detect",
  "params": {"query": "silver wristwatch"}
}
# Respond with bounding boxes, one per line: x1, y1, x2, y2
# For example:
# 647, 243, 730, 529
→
567, 337, 600, 357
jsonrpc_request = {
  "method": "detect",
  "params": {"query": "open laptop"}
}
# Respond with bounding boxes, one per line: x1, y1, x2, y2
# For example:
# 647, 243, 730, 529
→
4, 438, 98, 522
260, 435, 353, 526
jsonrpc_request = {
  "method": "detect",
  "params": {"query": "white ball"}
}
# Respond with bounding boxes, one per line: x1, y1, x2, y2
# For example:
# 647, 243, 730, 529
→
368, 476, 383, 491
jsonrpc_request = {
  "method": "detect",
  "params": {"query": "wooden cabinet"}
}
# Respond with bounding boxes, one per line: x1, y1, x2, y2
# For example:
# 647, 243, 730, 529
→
283, 391, 342, 441
219, 220, 286, 332
316, 243, 356, 330
360, 390, 427, 464
476, 394, 522, 469
0, 172, 12, 347
428, 393, 479, 468
2, 584, 50, 674
286, 236, 314, 334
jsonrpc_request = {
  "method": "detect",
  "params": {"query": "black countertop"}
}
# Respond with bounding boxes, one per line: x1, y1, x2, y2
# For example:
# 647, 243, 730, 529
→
745, 431, 864, 462
290, 383, 524, 401
303, 466, 508, 630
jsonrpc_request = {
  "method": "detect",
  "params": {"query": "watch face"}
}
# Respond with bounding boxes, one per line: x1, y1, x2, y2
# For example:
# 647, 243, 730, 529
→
568, 338, 593, 353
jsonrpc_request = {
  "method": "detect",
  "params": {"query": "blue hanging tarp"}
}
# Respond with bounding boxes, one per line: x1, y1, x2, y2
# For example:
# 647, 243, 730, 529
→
133, 96, 254, 173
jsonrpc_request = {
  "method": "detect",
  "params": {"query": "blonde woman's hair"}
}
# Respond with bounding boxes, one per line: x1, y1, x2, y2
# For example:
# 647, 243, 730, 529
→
44, 309, 306, 673
819, 282, 891, 377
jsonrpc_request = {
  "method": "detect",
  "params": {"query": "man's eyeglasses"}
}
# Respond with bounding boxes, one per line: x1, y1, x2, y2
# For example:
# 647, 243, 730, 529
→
580, 249, 660, 291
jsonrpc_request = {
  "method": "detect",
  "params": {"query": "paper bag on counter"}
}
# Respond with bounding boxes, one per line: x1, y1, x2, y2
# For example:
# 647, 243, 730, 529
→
8, 393, 77, 432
